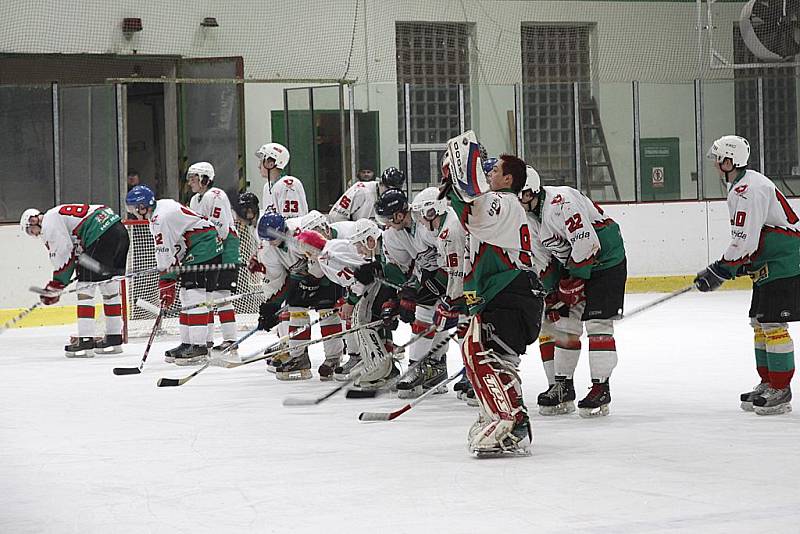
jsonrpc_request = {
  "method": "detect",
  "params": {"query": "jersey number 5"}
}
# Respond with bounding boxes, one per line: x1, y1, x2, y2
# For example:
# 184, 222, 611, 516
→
212, 207, 221, 218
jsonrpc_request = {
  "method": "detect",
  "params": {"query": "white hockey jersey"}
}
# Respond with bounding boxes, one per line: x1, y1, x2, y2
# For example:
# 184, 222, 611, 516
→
329, 180, 380, 222
328, 220, 359, 240
381, 226, 423, 279
316, 238, 368, 295
41, 204, 120, 284
256, 217, 306, 301
149, 199, 222, 274
434, 208, 468, 300
263, 175, 309, 219
536, 185, 624, 278
717, 169, 800, 284
189, 187, 237, 241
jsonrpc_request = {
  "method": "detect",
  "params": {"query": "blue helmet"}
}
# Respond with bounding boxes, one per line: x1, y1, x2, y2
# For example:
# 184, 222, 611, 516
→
257, 211, 287, 241
483, 157, 498, 175
126, 185, 156, 209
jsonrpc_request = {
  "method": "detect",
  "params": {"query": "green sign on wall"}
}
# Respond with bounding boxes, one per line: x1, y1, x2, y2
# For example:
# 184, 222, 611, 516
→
639, 137, 680, 201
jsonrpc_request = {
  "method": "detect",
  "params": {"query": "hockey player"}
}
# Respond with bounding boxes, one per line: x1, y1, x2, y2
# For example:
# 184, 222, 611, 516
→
328, 166, 405, 222
252, 212, 317, 380
442, 137, 543, 457
256, 142, 308, 219
298, 219, 401, 388
186, 162, 242, 353
695, 135, 799, 415
234, 191, 260, 229
517, 162, 626, 418
20, 203, 129, 357
125, 185, 223, 365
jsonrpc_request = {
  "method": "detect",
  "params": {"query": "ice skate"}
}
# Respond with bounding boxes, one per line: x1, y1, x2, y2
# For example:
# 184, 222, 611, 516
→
537, 377, 576, 416
469, 417, 532, 458
265, 351, 291, 374
454, 374, 479, 406
578, 379, 611, 418
318, 355, 342, 381
333, 353, 361, 381
740, 381, 770, 412
753, 386, 792, 416
276, 352, 312, 381
172, 344, 209, 366
211, 340, 238, 358
396, 359, 448, 399
164, 343, 190, 363
94, 334, 123, 355
64, 337, 95, 358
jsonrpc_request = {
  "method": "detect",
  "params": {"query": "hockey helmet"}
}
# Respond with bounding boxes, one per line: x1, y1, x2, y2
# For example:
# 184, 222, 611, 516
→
257, 211, 288, 241
235, 192, 260, 221
379, 167, 405, 190
300, 209, 329, 234
410, 187, 448, 223
296, 230, 327, 257
483, 157, 498, 175
255, 142, 290, 170
518, 165, 541, 199
707, 135, 750, 168
126, 185, 156, 210
349, 218, 382, 251
374, 189, 409, 226
19, 208, 42, 236
186, 161, 215, 185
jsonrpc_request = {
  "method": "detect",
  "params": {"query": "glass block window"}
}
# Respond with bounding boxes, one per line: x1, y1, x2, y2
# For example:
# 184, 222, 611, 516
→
733, 27, 798, 193
396, 22, 470, 145
521, 25, 591, 188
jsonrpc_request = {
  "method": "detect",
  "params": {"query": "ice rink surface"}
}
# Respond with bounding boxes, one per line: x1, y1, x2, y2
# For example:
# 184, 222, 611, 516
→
2, 290, 799, 533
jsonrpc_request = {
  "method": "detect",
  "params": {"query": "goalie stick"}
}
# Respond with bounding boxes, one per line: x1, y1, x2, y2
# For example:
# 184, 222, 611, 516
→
155, 309, 344, 387
358, 368, 466, 422
282, 324, 439, 407
112, 305, 165, 375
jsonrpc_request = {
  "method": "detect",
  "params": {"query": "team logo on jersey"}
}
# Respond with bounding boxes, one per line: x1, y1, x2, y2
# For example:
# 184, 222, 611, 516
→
733, 184, 748, 197
551, 194, 564, 205
96, 212, 107, 222
439, 228, 449, 240
284, 178, 294, 188
151, 214, 159, 223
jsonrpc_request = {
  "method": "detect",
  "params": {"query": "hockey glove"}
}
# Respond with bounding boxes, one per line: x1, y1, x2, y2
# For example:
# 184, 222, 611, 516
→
247, 256, 266, 275
380, 299, 399, 328
558, 277, 586, 307
433, 296, 467, 331
40, 280, 65, 305
420, 269, 446, 298
354, 261, 380, 285
258, 302, 281, 331
298, 276, 320, 302
694, 261, 732, 292
544, 292, 565, 324
158, 280, 177, 307
398, 285, 417, 324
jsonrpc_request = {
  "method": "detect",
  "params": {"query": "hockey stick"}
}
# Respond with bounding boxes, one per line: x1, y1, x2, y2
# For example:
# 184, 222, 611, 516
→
0, 302, 44, 334
619, 285, 694, 320
112, 306, 164, 375
282, 324, 438, 406
344, 325, 455, 399
358, 368, 466, 422
155, 309, 340, 387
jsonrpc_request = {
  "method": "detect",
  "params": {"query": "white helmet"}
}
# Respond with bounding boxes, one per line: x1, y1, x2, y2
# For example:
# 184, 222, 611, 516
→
187, 161, 215, 184
707, 135, 750, 168
518, 165, 541, 199
20, 208, 42, 236
410, 187, 448, 221
256, 142, 290, 169
348, 218, 382, 248
300, 209, 329, 233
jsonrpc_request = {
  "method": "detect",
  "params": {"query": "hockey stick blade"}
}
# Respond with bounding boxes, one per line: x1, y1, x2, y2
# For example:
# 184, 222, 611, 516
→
156, 377, 180, 387
358, 406, 410, 422
112, 367, 142, 375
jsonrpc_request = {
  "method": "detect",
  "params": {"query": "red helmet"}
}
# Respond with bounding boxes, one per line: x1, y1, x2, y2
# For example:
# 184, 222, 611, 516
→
296, 230, 327, 255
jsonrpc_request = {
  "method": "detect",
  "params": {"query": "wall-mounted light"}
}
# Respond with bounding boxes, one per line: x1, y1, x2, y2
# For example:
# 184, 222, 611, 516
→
200, 17, 219, 28
122, 18, 143, 37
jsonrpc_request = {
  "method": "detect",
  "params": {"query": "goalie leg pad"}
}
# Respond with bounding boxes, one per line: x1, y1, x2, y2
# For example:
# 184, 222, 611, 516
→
353, 327, 394, 387
461, 316, 530, 455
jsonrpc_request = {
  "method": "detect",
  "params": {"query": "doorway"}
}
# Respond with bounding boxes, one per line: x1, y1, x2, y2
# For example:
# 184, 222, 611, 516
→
126, 83, 168, 198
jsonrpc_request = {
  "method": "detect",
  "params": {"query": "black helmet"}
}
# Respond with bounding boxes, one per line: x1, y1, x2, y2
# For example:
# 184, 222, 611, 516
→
379, 167, 405, 190
236, 191, 260, 221
375, 189, 409, 225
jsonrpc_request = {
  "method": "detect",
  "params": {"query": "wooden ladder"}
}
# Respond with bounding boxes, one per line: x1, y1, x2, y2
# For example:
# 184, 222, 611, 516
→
579, 97, 620, 201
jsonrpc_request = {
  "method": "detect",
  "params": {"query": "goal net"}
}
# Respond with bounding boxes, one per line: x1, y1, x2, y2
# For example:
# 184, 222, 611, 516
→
121, 220, 264, 339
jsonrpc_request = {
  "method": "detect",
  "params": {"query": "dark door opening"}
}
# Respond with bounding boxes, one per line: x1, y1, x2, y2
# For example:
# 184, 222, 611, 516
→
126, 83, 168, 198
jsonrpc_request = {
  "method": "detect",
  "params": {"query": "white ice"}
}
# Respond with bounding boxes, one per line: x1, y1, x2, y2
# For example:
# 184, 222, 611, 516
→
2, 290, 799, 533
